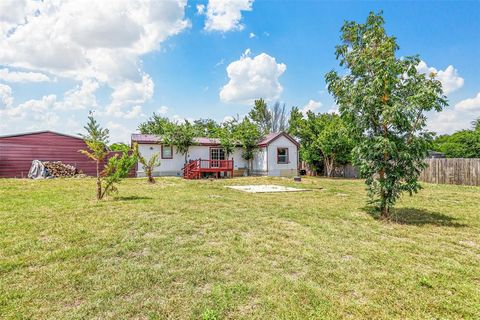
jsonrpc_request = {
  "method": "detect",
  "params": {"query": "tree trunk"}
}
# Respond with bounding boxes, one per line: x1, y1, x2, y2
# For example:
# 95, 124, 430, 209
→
147, 168, 155, 183
324, 157, 335, 177
380, 203, 389, 218
380, 124, 390, 218
323, 156, 335, 178
379, 168, 389, 218
96, 160, 102, 200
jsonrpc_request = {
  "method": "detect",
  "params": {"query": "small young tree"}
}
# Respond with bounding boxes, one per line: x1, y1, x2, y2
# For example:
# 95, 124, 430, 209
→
100, 147, 138, 198
79, 114, 137, 200
79, 114, 109, 200
138, 152, 161, 183
325, 12, 447, 218
235, 118, 262, 175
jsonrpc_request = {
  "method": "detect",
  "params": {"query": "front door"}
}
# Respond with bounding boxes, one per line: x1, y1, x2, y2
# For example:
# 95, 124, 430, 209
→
210, 148, 225, 167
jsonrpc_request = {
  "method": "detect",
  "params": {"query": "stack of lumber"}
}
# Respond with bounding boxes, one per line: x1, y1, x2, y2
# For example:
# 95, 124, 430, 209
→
43, 161, 77, 177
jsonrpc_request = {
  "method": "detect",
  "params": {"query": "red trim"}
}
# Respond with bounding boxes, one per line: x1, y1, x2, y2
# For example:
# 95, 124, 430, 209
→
258, 132, 300, 147
161, 145, 173, 159
277, 147, 289, 164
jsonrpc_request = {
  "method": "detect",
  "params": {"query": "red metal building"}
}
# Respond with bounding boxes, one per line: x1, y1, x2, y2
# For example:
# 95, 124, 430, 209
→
0, 131, 100, 178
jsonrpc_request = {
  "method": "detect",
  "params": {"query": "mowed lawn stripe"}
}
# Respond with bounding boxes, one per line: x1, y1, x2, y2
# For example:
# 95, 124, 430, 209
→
0, 177, 479, 319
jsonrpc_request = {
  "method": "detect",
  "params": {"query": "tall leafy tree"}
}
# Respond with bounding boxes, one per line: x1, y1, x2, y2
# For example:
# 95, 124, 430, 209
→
249, 98, 272, 134
235, 118, 262, 175
325, 12, 447, 218
218, 119, 238, 159
138, 113, 171, 135
271, 102, 289, 132
317, 114, 353, 177
192, 119, 220, 137
289, 110, 352, 176
164, 121, 196, 164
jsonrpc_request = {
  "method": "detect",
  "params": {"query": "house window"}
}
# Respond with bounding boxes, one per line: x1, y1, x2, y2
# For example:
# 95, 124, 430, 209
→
161, 145, 173, 159
210, 147, 225, 167
277, 148, 288, 164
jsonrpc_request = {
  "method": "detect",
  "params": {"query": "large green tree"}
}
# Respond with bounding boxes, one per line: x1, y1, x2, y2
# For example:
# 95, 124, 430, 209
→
433, 118, 480, 158
138, 113, 171, 135
249, 98, 272, 134
248, 99, 289, 134
317, 114, 353, 177
163, 121, 196, 164
192, 119, 220, 137
325, 12, 447, 218
217, 119, 238, 159
288, 109, 352, 176
235, 118, 262, 175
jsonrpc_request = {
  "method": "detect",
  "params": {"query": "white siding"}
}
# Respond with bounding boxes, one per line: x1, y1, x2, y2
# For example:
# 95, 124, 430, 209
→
266, 135, 298, 177
137, 144, 185, 176
231, 147, 248, 169
137, 144, 248, 176
136, 136, 297, 177
252, 147, 267, 174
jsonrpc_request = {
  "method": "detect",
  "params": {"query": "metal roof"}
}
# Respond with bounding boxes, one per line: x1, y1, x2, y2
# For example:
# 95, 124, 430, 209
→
131, 134, 221, 145
258, 132, 300, 147
131, 132, 299, 147
0, 130, 83, 140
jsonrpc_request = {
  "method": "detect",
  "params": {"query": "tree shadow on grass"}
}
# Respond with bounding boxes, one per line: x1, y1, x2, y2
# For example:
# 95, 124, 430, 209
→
113, 196, 153, 201
363, 207, 466, 227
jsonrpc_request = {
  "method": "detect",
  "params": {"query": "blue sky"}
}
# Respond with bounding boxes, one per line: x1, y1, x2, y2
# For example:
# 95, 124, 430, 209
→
0, 0, 479, 142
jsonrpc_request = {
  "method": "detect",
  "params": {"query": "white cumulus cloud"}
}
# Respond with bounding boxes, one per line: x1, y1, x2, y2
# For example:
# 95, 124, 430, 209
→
220, 50, 286, 104
56, 80, 99, 110
0, 68, 51, 83
454, 92, 480, 112
301, 100, 322, 114
417, 61, 464, 95
427, 92, 480, 134
0, 84, 13, 107
0, 0, 189, 129
0, 0, 189, 84
105, 74, 154, 118
158, 106, 169, 114
201, 0, 253, 32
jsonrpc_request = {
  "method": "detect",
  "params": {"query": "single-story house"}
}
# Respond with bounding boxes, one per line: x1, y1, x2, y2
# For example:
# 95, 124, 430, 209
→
131, 131, 299, 178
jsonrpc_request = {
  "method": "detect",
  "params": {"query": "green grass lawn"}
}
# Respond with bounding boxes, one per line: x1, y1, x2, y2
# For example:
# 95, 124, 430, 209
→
0, 177, 479, 319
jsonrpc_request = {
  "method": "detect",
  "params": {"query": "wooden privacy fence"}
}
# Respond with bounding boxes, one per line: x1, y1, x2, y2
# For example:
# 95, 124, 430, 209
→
330, 159, 480, 186
419, 158, 480, 186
